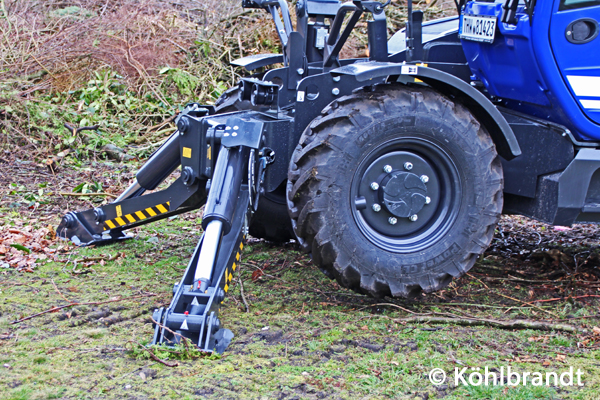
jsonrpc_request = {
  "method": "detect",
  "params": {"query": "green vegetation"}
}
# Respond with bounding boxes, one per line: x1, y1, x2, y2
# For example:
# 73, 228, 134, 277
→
1, 0, 599, 399
1, 214, 600, 399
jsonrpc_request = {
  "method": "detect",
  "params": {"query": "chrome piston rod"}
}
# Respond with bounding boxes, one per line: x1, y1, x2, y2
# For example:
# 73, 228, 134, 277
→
193, 220, 223, 291
113, 180, 142, 203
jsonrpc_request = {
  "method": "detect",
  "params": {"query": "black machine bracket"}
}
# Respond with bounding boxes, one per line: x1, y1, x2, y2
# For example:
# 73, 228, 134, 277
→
58, 102, 288, 353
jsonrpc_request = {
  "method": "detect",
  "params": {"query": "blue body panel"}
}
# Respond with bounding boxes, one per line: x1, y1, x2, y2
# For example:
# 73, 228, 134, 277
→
549, 3, 600, 125
461, 2, 551, 106
461, 0, 600, 141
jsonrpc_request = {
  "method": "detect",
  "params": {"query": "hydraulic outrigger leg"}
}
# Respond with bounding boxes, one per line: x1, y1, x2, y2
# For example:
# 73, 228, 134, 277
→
152, 145, 251, 353
57, 103, 277, 353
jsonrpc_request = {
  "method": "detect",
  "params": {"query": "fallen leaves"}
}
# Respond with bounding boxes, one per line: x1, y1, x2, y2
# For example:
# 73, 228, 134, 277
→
70, 252, 125, 274
577, 326, 600, 349
251, 268, 263, 282
0, 222, 57, 272
528, 335, 550, 343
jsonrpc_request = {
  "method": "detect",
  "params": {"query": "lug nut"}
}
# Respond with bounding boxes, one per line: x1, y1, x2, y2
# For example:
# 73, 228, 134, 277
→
420, 175, 429, 183
404, 162, 413, 170
383, 165, 392, 173
388, 217, 398, 225
372, 204, 381, 212
409, 214, 418, 222
425, 196, 431, 204
370, 182, 379, 190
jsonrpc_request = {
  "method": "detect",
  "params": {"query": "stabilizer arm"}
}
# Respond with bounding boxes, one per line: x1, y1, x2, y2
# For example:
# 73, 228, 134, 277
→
56, 105, 213, 246
152, 115, 281, 352
57, 101, 287, 353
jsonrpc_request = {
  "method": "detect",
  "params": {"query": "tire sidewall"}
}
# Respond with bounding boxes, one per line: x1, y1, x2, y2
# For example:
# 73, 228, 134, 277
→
317, 101, 494, 282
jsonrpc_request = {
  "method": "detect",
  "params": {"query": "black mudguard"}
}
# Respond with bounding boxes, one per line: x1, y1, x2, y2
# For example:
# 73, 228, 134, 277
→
330, 62, 522, 161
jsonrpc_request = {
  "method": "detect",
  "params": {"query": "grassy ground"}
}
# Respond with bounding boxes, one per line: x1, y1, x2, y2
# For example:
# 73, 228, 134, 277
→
1, 1, 600, 399
1, 159, 600, 399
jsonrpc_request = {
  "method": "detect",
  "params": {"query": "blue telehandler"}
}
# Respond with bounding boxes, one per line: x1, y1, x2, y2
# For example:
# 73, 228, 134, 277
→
57, 0, 600, 353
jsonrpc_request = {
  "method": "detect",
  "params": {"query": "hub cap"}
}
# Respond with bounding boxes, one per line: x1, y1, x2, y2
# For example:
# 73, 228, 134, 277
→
351, 137, 462, 253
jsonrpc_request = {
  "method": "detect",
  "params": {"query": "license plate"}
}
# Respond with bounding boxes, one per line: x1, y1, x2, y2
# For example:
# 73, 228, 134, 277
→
460, 15, 497, 43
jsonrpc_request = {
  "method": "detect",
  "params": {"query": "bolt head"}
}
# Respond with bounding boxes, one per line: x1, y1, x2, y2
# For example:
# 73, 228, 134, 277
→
177, 116, 189, 134
425, 196, 431, 204
383, 165, 392, 173
404, 162, 413, 171
333, 76, 341, 82
388, 217, 398, 225
370, 182, 379, 191
372, 204, 381, 212
332, 88, 340, 95
409, 214, 418, 222
297, 68, 305, 75
93, 207, 104, 222
420, 175, 429, 183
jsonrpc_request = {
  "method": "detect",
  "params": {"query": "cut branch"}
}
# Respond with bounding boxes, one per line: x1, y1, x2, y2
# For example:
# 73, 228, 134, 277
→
59, 192, 118, 198
394, 316, 583, 333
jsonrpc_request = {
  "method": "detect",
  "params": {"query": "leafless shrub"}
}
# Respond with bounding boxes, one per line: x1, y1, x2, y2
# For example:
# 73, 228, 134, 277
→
0, 0, 276, 98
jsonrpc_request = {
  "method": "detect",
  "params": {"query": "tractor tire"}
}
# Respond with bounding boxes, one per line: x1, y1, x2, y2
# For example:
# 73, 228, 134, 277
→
214, 87, 295, 243
286, 84, 503, 298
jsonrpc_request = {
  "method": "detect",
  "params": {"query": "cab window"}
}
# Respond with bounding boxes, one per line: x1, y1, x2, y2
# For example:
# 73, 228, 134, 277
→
560, 0, 600, 10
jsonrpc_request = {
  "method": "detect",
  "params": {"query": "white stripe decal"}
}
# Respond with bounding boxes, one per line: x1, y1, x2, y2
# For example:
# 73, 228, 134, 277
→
567, 75, 600, 97
580, 99, 600, 110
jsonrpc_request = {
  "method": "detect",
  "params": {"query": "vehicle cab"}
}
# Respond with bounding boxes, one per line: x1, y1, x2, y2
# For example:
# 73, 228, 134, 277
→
460, 0, 600, 141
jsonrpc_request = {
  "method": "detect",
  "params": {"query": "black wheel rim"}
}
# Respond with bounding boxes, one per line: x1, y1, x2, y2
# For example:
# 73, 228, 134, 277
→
350, 136, 462, 253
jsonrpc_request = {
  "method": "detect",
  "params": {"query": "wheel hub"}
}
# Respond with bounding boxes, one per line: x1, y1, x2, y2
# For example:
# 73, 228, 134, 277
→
355, 150, 440, 237
381, 171, 427, 218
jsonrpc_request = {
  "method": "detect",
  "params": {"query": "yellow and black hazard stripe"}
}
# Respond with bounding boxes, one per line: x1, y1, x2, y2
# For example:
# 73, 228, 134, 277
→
223, 237, 245, 294
103, 201, 171, 231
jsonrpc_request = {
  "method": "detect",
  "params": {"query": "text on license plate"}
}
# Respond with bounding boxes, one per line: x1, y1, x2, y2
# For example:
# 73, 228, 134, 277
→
460, 15, 497, 43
